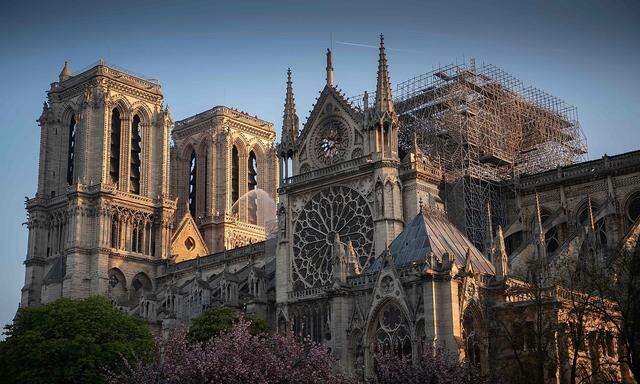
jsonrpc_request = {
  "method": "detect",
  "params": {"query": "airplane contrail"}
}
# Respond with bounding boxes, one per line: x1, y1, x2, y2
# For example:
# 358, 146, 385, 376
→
335, 41, 424, 54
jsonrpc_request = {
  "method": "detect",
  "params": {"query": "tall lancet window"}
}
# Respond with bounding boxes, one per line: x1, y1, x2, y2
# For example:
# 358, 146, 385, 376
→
109, 109, 121, 184
130, 115, 142, 194
188, 150, 197, 217
231, 146, 239, 205
66, 115, 76, 185
248, 151, 258, 224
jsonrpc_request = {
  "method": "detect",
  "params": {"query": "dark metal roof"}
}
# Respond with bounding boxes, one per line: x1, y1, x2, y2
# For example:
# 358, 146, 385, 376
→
368, 211, 495, 275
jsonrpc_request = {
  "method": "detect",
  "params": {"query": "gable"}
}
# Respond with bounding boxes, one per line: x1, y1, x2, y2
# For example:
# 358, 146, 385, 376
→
296, 85, 364, 171
170, 212, 209, 263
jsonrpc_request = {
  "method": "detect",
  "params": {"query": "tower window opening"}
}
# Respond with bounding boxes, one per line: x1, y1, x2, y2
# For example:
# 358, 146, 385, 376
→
188, 150, 197, 217
130, 115, 142, 194
286, 157, 293, 178
109, 109, 121, 184
66, 115, 76, 185
248, 151, 258, 224
204, 147, 209, 214
111, 216, 119, 249
232, 145, 239, 205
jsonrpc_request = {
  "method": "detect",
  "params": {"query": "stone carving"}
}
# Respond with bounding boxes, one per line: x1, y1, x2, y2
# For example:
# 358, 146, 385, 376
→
314, 118, 349, 166
292, 186, 374, 288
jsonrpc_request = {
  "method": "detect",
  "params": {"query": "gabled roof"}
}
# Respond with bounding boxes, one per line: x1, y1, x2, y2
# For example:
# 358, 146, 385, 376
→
296, 85, 362, 147
368, 211, 495, 275
170, 211, 209, 263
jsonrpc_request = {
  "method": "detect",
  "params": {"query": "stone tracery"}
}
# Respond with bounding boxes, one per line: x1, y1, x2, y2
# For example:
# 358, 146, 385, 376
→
292, 186, 374, 288
372, 301, 412, 358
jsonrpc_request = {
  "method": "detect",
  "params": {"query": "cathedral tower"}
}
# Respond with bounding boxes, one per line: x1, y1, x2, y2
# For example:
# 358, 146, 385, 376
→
22, 61, 175, 307
170, 106, 278, 253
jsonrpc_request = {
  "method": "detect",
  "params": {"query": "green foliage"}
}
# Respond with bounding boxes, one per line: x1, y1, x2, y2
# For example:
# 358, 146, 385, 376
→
0, 296, 155, 384
187, 307, 269, 343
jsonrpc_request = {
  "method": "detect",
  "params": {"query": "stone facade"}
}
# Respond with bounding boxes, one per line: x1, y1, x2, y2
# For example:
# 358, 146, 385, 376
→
171, 106, 278, 253
19, 39, 639, 383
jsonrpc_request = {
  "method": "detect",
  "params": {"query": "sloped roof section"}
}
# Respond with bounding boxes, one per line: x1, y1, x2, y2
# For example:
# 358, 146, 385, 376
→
43, 256, 66, 284
369, 211, 495, 275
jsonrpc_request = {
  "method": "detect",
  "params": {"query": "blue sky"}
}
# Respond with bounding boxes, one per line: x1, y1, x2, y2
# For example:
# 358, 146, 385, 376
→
0, 0, 638, 330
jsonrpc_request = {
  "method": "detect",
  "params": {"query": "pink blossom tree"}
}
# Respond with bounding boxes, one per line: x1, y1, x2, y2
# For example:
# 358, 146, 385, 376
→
106, 318, 351, 384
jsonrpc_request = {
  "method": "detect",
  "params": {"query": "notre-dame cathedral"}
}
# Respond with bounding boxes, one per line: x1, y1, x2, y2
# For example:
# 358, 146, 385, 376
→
21, 35, 640, 381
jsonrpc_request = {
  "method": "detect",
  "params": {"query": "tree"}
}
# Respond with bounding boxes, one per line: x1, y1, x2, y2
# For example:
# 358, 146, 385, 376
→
373, 345, 496, 384
187, 307, 270, 344
106, 318, 350, 384
0, 296, 155, 384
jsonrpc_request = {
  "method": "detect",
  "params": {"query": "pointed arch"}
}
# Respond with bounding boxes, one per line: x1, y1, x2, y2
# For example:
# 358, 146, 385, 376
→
462, 300, 486, 371
108, 267, 127, 304
247, 150, 258, 224
365, 297, 414, 359
109, 108, 122, 184
198, 137, 212, 216
624, 190, 640, 230
130, 102, 153, 124
66, 112, 77, 185
188, 149, 197, 217
129, 114, 142, 194
232, 145, 240, 206
130, 271, 153, 303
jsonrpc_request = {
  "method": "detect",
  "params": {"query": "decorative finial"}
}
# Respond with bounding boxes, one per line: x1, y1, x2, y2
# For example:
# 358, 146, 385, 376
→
326, 48, 334, 87
59, 61, 72, 82
281, 68, 299, 150
374, 34, 395, 115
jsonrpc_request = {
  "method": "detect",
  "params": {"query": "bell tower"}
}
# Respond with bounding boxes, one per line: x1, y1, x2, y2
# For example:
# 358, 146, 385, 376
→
22, 61, 175, 307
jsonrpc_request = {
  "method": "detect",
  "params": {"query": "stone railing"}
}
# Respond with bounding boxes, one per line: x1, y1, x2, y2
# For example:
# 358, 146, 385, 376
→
348, 273, 377, 288
287, 287, 326, 300
504, 286, 574, 303
399, 158, 443, 181
518, 150, 640, 190
167, 241, 266, 273
281, 155, 372, 187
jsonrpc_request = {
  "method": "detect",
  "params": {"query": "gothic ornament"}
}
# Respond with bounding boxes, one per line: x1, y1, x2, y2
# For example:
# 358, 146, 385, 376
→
292, 186, 374, 288
314, 118, 349, 165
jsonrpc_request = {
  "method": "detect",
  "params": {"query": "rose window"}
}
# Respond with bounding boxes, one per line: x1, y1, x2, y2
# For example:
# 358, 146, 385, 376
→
292, 186, 374, 289
314, 118, 348, 165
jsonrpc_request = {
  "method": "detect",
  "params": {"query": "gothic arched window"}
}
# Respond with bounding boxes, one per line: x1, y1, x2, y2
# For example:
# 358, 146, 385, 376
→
110, 215, 119, 249
248, 150, 258, 224
188, 150, 197, 217
66, 114, 76, 185
130, 114, 142, 194
463, 311, 482, 370
232, 145, 239, 205
534, 210, 560, 254
626, 192, 640, 228
577, 202, 607, 245
373, 302, 412, 359
109, 109, 121, 184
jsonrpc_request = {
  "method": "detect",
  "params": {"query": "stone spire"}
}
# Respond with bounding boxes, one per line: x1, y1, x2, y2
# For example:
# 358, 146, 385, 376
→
493, 226, 509, 280
326, 48, 334, 87
281, 68, 299, 150
366, 34, 399, 159
59, 61, 72, 82
374, 34, 395, 116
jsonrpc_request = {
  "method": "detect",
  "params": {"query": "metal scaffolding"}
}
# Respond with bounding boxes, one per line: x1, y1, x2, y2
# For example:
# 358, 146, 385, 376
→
351, 61, 587, 251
